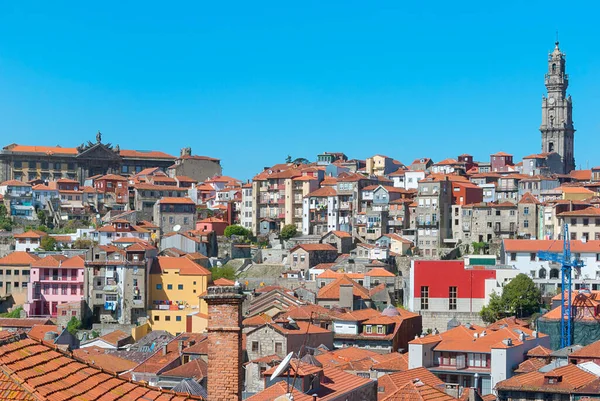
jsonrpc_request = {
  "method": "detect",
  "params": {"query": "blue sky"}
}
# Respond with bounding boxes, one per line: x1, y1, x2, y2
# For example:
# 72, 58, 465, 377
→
0, 2, 599, 180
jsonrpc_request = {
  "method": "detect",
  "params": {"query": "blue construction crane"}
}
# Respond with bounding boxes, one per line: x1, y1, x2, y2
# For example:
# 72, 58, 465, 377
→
537, 224, 584, 348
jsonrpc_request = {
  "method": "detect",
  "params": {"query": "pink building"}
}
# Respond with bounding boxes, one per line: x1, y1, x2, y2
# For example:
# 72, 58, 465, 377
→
26, 255, 85, 317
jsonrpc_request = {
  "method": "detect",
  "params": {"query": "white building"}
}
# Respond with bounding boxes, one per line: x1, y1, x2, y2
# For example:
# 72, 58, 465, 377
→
240, 184, 253, 230
501, 239, 600, 296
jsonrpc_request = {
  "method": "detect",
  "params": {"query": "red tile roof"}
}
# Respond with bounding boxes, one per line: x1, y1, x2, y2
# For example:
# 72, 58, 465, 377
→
519, 192, 541, 204
213, 278, 235, 286
325, 230, 352, 238
0, 332, 203, 400
157, 197, 196, 205
503, 239, 600, 253
161, 358, 207, 380
13, 230, 47, 239
527, 345, 553, 358
98, 329, 131, 347
496, 363, 599, 393
3, 144, 79, 155
72, 346, 138, 374
119, 149, 176, 159
27, 325, 59, 342
151, 256, 211, 276
30, 254, 68, 268
97, 173, 128, 181
290, 243, 337, 252
377, 367, 445, 401
0, 252, 40, 266
365, 267, 396, 277
247, 366, 372, 401
318, 275, 371, 300
558, 206, 600, 217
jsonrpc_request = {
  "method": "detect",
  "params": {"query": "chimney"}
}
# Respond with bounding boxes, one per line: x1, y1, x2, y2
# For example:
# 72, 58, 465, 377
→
339, 284, 354, 310
162, 344, 168, 356
178, 340, 184, 353
201, 285, 245, 401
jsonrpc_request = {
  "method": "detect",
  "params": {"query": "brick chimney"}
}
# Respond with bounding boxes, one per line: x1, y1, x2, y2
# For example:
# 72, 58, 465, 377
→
202, 285, 245, 401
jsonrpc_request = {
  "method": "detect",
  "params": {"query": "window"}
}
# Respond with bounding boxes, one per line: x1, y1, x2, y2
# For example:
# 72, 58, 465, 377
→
366, 325, 372, 334
121, 165, 129, 173
154, 316, 160, 321
449, 286, 457, 310
510, 253, 516, 261
156, 284, 163, 290
571, 218, 577, 226
377, 325, 384, 334
252, 341, 259, 352
275, 342, 283, 354
530, 253, 536, 261
420, 286, 429, 310
176, 316, 182, 322
165, 316, 171, 321
571, 232, 577, 240
524, 220, 529, 228
178, 284, 183, 290
167, 284, 173, 290
62, 310, 67, 316
523, 206, 529, 215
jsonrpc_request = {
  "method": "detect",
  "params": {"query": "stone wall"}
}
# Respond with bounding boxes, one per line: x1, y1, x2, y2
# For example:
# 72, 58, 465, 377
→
419, 311, 486, 332
0, 233, 14, 258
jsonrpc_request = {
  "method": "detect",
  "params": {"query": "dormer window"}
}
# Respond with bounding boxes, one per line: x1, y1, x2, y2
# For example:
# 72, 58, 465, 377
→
366, 325, 372, 334
377, 325, 384, 334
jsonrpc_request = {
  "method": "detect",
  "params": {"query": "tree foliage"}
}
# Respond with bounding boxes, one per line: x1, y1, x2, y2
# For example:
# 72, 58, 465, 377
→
472, 242, 486, 254
480, 273, 541, 324
72, 238, 96, 249
224, 225, 250, 238
280, 224, 297, 240
40, 236, 57, 251
66, 316, 82, 335
0, 307, 23, 318
292, 158, 310, 165
211, 265, 237, 281
0, 204, 13, 231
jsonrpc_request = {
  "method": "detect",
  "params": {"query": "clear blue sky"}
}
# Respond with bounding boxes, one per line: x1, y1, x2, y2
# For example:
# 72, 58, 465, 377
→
0, 2, 599, 180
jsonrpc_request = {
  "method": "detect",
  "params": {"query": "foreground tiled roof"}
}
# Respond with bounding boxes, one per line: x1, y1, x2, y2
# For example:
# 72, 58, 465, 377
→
0, 318, 53, 329
0, 332, 203, 400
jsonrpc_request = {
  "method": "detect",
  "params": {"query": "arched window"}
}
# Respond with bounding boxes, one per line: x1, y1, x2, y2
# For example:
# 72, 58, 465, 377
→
552, 63, 556, 73
539, 268, 547, 279
548, 142, 554, 152
550, 268, 560, 279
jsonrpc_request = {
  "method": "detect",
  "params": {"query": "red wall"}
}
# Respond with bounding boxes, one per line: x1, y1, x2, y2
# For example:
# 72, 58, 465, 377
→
451, 183, 483, 206
413, 261, 496, 299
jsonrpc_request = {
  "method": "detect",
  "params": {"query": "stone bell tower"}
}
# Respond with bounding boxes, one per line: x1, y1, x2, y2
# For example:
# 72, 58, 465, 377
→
540, 40, 575, 173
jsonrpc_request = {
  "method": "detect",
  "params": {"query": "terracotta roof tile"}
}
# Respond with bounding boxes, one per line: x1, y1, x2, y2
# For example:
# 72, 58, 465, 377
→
290, 243, 338, 252
365, 267, 396, 277
0, 333, 204, 400
72, 346, 138, 374
157, 196, 196, 205
119, 149, 176, 159
503, 239, 600, 253
151, 256, 211, 276
0, 252, 40, 266
317, 275, 371, 301
496, 363, 599, 393
378, 367, 445, 401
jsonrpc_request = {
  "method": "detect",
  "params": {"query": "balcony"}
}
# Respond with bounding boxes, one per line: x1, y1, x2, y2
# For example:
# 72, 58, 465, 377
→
277, 213, 285, 219
39, 276, 80, 283
494, 225, 516, 234
277, 198, 285, 205
339, 202, 352, 210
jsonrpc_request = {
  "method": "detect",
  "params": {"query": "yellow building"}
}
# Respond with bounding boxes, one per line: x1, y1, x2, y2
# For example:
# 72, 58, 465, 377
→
148, 256, 210, 335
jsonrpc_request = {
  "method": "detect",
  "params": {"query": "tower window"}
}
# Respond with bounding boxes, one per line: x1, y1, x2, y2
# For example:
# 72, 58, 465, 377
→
548, 142, 554, 152
552, 63, 556, 73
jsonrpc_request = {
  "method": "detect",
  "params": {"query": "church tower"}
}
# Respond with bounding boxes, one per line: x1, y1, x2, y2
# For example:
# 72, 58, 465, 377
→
540, 40, 575, 173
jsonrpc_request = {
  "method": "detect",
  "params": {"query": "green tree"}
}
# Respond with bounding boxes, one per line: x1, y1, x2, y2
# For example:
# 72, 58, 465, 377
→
280, 224, 297, 240
479, 293, 505, 324
0, 204, 13, 231
72, 238, 96, 249
37, 210, 47, 226
479, 273, 541, 324
0, 307, 23, 318
224, 225, 249, 238
292, 157, 310, 165
40, 236, 57, 251
211, 265, 237, 281
66, 316, 82, 335
502, 273, 541, 317
285, 155, 292, 163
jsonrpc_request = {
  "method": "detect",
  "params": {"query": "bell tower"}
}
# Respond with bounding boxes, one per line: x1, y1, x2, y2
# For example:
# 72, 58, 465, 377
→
540, 40, 575, 173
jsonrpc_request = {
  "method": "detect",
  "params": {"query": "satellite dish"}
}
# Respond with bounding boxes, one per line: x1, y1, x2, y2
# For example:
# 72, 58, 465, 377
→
270, 351, 294, 381
96, 214, 101, 219
173, 224, 182, 232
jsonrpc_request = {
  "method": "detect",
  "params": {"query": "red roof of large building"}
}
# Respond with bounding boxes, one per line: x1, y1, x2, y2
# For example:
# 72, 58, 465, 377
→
0, 252, 40, 266
151, 256, 211, 276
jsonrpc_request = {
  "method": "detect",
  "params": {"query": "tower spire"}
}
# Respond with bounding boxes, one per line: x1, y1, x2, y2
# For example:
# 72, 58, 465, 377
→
555, 30, 559, 47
